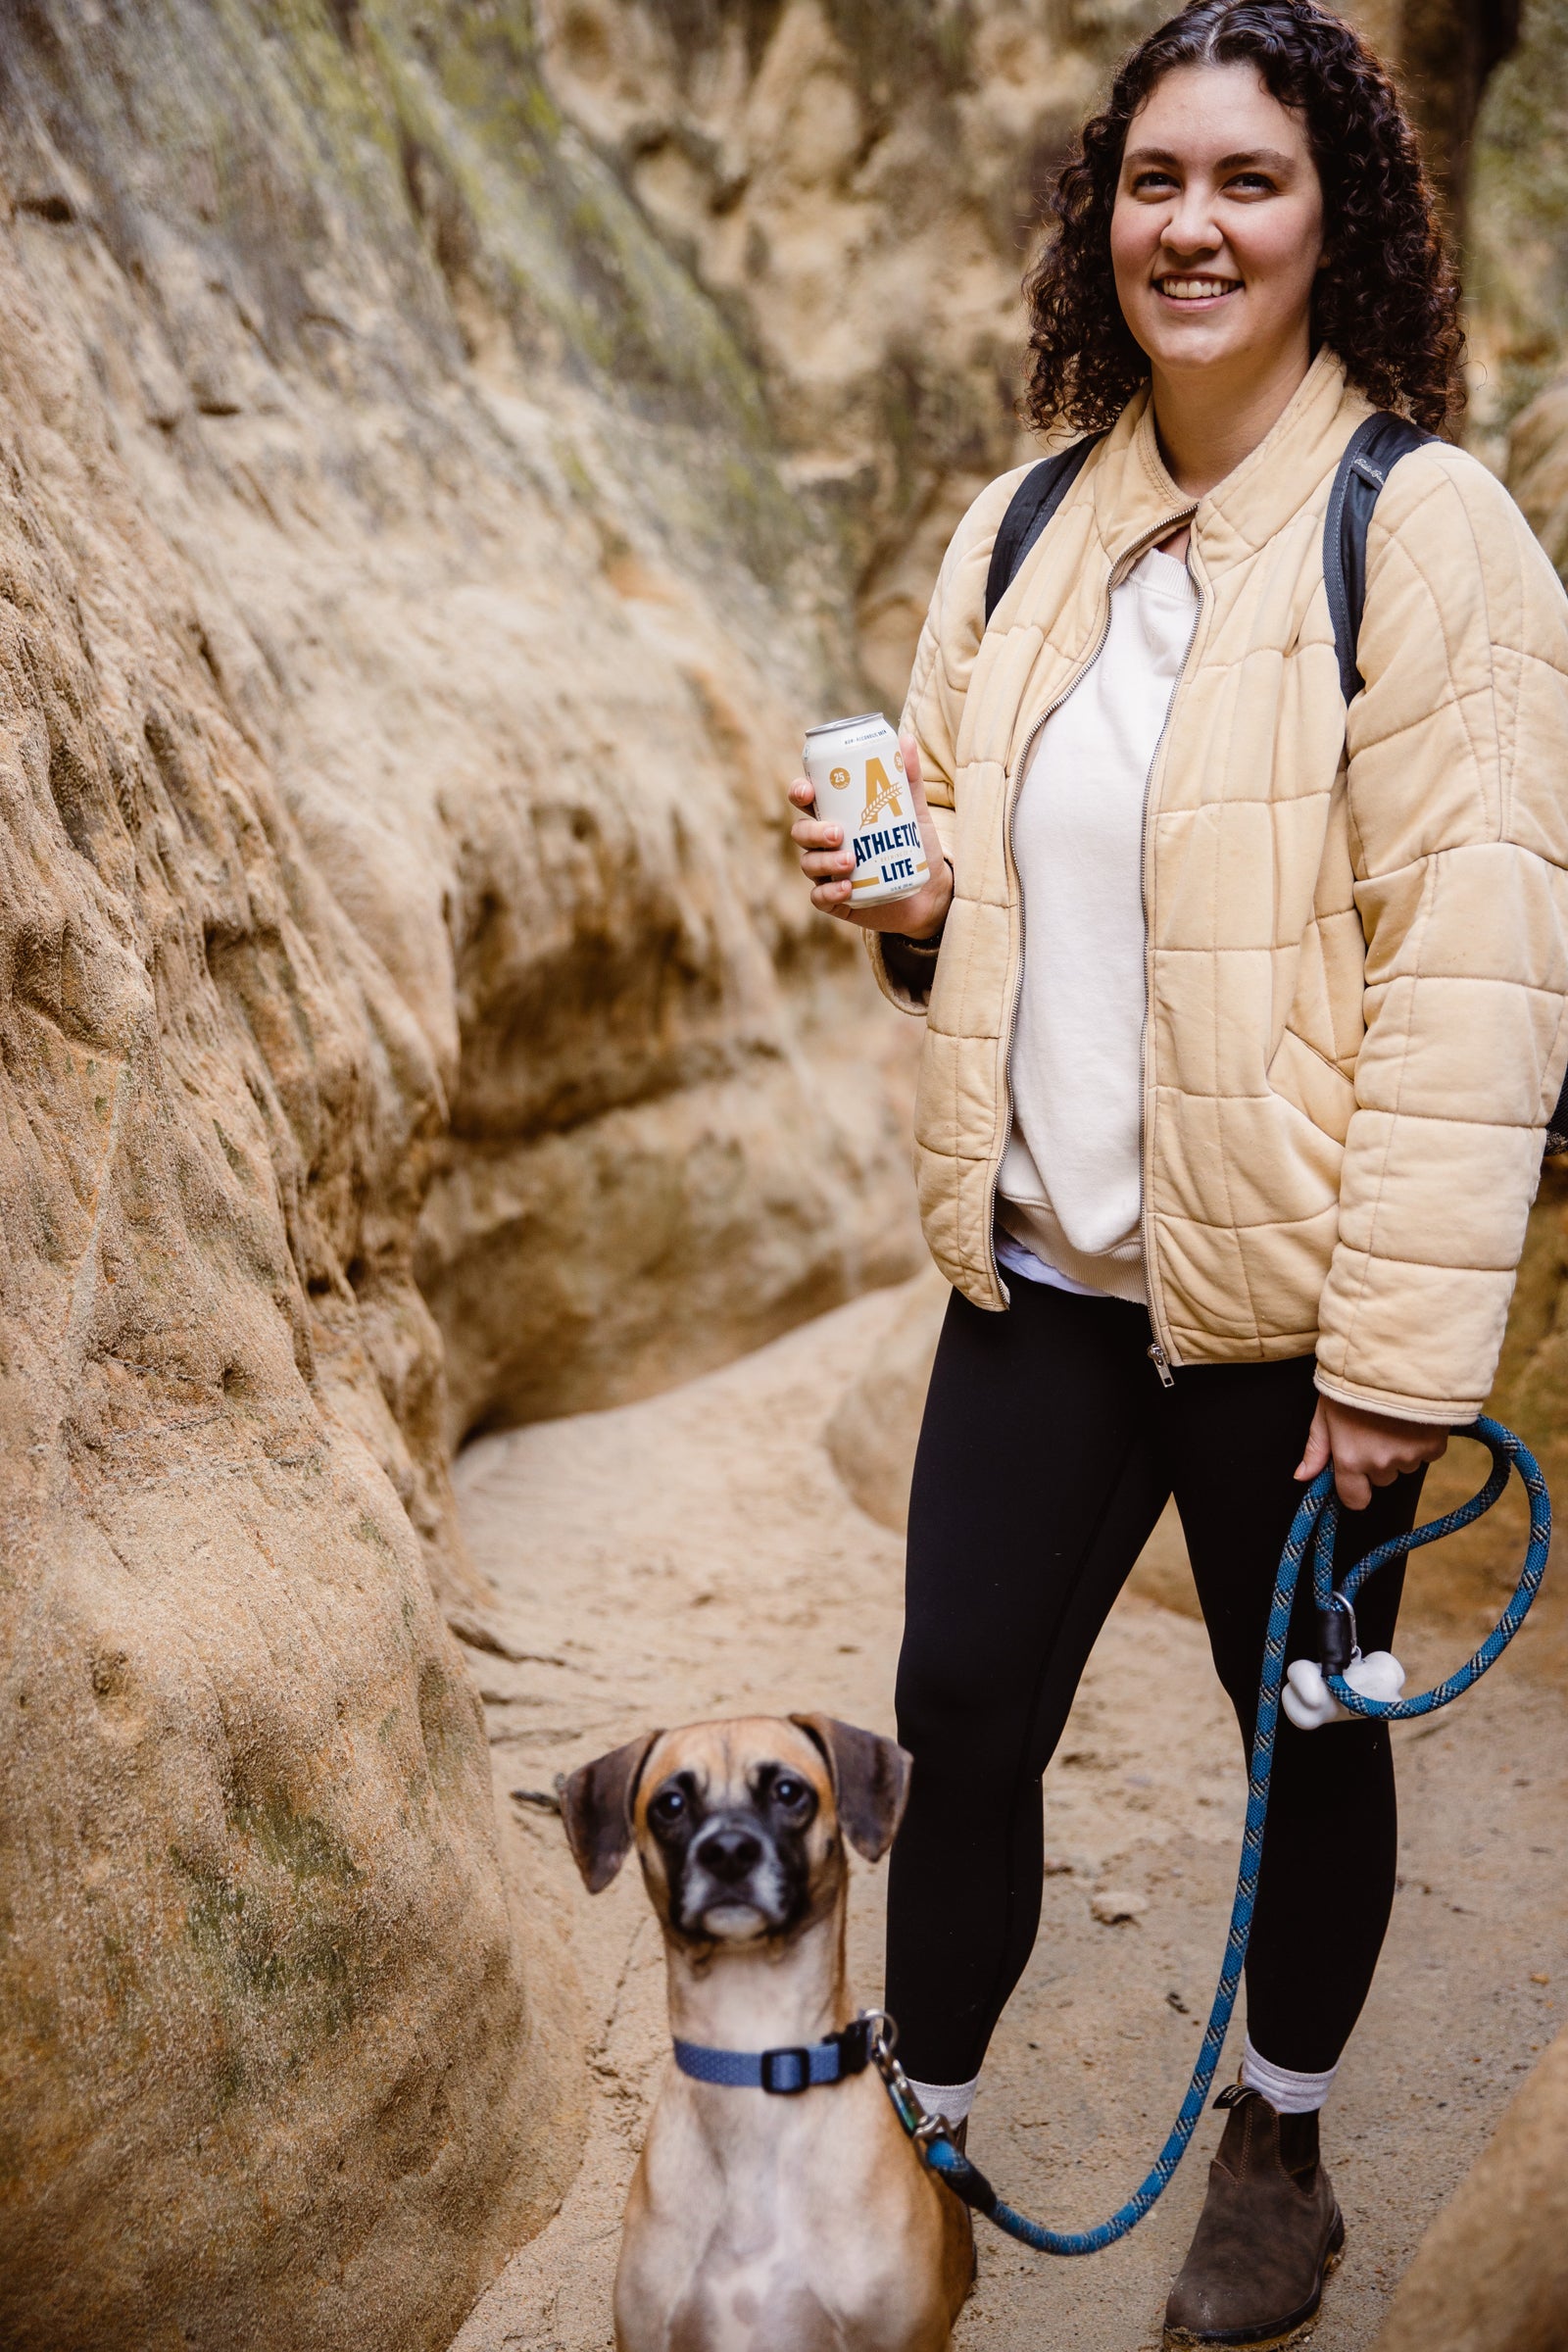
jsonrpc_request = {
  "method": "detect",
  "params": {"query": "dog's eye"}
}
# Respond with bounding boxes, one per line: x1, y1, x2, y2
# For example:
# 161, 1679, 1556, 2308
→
772, 1777, 808, 1809
650, 1787, 687, 1825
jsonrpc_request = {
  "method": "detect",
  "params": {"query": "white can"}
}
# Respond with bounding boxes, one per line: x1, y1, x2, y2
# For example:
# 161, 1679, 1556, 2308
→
802, 712, 930, 908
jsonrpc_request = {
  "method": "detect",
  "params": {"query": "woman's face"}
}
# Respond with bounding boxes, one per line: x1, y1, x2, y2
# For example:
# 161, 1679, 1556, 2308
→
1110, 61, 1325, 393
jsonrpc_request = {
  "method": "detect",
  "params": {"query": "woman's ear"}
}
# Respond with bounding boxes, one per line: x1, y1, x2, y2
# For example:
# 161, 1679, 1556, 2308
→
790, 1714, 912, 1860
561, 1730, 662, 1892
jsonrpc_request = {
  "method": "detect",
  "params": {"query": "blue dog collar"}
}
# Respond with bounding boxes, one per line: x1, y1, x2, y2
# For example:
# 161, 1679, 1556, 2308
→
673, 2018, 873, 2095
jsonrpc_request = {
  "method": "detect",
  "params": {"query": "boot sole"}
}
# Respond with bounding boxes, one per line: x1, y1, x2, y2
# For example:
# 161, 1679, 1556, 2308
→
1161, 2211, 1345, 2351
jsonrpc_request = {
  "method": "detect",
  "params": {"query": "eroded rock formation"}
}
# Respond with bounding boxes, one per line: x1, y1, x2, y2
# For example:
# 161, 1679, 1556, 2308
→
535, 0, 1267, 703
1372, 2023, 1568, 2352
0, 0, 936, 2341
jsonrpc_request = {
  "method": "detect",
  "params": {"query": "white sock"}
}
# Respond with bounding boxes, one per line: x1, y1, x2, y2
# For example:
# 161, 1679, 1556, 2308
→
1242, 2036, 1337, 2115
905, 2073, 980, 2126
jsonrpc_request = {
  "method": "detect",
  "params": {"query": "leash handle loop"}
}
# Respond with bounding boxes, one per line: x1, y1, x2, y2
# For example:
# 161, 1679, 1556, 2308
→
1314, 1418, 1550, 1720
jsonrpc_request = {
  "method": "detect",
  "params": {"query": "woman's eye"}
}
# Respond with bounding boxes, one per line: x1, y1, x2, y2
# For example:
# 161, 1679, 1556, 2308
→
1133, 172, 1177, 194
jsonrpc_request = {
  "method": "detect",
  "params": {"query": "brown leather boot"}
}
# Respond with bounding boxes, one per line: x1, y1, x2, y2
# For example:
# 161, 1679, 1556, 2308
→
1163, 2088, 1345, 2349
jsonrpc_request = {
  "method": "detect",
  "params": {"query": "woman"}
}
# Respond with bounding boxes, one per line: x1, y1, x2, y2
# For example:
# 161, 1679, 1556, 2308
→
789, 3, 1568, 2343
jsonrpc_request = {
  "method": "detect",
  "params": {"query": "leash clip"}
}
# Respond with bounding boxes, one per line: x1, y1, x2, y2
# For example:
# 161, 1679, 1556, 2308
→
861, 2009, 936, 2137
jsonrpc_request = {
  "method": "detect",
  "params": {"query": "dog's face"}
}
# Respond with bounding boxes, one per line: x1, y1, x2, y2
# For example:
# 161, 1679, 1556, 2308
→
635, 1719, 839, 1945
562, 1713, 910, 1951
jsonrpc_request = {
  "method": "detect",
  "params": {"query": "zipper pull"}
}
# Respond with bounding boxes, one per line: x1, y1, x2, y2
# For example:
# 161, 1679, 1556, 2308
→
1147, 1342, 1175, 1390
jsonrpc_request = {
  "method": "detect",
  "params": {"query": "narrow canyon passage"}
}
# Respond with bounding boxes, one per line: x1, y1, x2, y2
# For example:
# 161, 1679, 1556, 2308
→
447, 1280, 1565, 2352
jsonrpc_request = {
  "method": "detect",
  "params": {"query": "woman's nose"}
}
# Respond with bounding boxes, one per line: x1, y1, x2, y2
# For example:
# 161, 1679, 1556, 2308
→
1160, 191, 1223, 258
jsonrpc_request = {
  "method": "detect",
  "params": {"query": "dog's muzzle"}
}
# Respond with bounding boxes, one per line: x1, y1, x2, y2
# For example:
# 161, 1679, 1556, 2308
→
680, 1818, 791, 1936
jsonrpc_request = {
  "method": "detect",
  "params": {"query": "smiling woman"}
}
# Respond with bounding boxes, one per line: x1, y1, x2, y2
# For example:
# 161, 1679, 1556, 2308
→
784, 3, 1568, 2348
1110, 74, 1330, 508
1024, 0, 1462, 449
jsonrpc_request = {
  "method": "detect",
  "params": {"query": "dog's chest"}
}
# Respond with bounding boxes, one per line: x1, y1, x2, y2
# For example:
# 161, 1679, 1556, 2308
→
633, 2118, 943, 2352
666, 2259, 845, 2352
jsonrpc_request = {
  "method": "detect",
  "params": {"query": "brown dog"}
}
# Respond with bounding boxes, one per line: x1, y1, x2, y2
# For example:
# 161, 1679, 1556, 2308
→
562, 1713, 973, 2352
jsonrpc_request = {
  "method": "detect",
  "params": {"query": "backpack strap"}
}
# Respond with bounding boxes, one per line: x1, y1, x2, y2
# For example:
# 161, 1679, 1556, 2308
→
983, 433, 1107, 626
988, 415, 1433, 678
1322, 413, 1436, 705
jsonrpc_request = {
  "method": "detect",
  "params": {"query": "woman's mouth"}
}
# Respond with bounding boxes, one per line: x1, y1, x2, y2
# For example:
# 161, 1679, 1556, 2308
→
1155, 275, 1242, 305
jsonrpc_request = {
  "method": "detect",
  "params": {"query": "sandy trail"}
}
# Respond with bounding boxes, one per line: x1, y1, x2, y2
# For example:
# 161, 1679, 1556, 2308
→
450, 1281, 1566, 2352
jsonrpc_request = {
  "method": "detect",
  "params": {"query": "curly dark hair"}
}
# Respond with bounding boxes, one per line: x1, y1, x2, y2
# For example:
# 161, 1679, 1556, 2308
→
1022, 0, 1463, 436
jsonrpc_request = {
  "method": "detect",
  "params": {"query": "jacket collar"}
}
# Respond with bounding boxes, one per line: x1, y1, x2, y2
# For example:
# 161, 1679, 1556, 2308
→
1090, 346, 1375, 573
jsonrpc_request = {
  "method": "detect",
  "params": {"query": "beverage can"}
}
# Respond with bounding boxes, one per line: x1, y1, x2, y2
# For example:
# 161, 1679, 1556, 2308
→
802, 712, 930, 908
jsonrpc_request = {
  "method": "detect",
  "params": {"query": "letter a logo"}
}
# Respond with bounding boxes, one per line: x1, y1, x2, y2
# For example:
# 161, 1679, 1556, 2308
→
860, 756, 905, 828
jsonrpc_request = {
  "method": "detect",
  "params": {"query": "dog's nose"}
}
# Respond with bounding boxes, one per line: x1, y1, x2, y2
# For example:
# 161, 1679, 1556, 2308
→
696, 1827, 763, 1884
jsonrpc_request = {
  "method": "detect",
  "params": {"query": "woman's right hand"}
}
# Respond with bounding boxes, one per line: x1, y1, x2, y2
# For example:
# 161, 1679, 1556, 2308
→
787, 733, 955, 940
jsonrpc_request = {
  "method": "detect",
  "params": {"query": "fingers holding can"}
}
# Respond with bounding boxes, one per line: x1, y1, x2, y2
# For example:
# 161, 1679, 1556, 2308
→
788, 772, 856, 904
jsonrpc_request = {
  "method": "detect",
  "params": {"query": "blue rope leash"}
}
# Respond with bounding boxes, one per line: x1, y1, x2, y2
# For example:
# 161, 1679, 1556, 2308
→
877, 1415, 1550, 2257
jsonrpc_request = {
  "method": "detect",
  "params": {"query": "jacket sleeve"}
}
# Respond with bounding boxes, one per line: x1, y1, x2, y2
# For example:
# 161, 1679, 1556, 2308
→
1315, 445, 1568, 1423
866, 466, 1032, 1012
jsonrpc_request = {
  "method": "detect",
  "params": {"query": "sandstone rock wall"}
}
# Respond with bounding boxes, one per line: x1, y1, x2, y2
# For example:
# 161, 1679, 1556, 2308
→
0, 0, 943, 2341
534, 0, 1182, 704
1372, 2022, 1568, 2352
1464, 0, 1568, 461
0, 189, 580, 2352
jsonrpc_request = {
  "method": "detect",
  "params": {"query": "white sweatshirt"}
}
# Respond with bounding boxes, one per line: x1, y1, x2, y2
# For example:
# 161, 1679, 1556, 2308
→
996, 542, 1198, 1303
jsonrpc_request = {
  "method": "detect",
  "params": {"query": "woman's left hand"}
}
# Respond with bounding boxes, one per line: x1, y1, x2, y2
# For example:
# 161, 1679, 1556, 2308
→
1295, 1397, 1448, 1511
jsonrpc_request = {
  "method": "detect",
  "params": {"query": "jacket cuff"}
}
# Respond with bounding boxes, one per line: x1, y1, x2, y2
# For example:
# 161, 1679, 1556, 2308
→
866, 927, 939, 1011
864, 856, 952, 1011
1312, 1369, 1475, 1428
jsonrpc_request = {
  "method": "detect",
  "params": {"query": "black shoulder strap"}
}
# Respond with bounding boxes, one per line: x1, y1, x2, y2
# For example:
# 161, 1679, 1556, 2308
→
1322, 413, 1436, 704
988, 415, 1435, 675
983, 433, 1106, 626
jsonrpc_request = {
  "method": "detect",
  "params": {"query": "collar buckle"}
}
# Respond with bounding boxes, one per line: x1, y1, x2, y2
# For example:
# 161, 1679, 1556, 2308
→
760, 2044, 811, 2094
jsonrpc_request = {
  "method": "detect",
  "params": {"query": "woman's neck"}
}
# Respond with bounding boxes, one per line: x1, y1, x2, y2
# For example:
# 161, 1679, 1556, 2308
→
1150, 333, 1315, 503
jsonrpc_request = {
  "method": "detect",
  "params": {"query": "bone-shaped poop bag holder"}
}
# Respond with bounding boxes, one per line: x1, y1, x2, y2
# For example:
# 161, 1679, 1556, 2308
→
1283, 1585, 1404, 1728
1282, 1417, 1549, 1735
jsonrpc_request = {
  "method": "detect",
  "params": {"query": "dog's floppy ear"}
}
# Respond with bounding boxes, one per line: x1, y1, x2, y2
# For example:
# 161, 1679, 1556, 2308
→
561, 1730, 662, 1893
790, 1715, 911, 1861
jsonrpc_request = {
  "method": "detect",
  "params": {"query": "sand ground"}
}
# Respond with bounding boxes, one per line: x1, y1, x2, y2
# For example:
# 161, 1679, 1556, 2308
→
448, 1281, 1566, 2352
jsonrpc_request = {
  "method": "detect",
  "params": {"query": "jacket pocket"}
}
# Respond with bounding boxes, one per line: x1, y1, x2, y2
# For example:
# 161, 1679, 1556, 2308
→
1267, 1027, 1357, 1146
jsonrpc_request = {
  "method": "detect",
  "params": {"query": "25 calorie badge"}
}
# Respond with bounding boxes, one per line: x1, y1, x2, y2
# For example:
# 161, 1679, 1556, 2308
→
802, 713, 931, 908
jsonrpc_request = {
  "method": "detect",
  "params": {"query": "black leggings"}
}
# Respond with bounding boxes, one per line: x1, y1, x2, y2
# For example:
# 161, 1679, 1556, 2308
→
885, 1279, 1423, 2086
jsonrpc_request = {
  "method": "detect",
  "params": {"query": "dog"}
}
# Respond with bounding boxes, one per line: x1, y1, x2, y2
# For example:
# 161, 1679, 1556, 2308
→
562, 1713, 974, 2352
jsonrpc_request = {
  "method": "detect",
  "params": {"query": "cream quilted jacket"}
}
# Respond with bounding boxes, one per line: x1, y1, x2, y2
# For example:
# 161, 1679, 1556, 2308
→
874, 348, 1568, 1422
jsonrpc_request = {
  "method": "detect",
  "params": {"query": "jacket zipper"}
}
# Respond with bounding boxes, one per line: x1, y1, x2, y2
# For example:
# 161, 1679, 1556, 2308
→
984, 509, 1197, 1307
1138, 547, 1207, 1383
